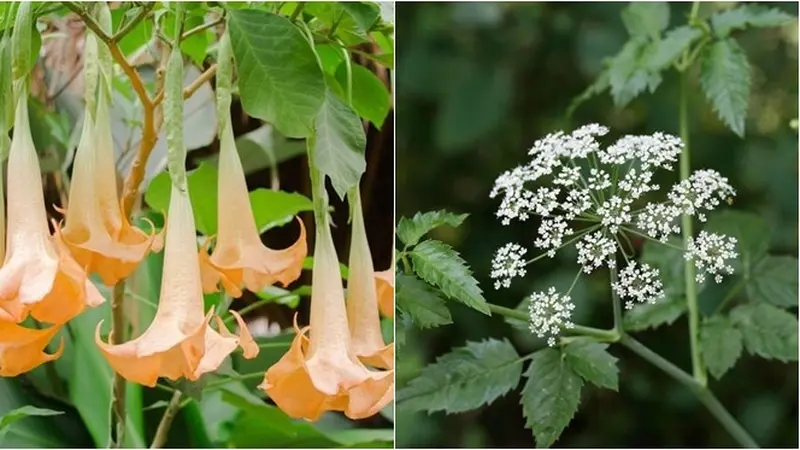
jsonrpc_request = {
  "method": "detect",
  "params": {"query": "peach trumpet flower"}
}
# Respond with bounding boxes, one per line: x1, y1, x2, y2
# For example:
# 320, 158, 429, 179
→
56, 86, 162, 287
0, 93, 104, 327
260, 217, 393, 421
346, 192, 393, 369
199, 122, 306, 297
0, 321, 64, 377
95, 185, 258, 387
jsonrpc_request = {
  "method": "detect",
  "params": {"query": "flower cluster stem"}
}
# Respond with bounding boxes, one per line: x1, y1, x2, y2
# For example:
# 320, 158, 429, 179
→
620, 335, 757, 448
610, 265, 623, 332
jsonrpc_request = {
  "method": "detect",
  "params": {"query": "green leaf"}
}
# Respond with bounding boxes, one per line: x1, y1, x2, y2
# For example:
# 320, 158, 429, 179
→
699, 38, 751, 137
164, 13, 211, 66
334, 63, 390, 128
705, 210, 770, 273
563, 339, 619, 391
145, 162, 311, 236
0, 407, 62, 436
112, 6, 153, 56
409, 240, 490, 315
711, 5, 796, 37
731, 303, 798, 362
312, 89, 367, 199
566, 69, 609, 118
304, 2, 376, 45
621, 2, 670, 40
396, 273, 452, 328
397, 210, 469, 247
253, 285, 302, 309
609, 38, 661, 107
0, 379, 74, 447
521, 348, 583, 448
228, 8, 325, 138
746, 256, 798, 307
249, 188, 313, 233
396, 339, 522, 414
68, 305, 146, 448
700, 315, 743, 379
624, 295, 686, 331
340, 2, 381, 32
648, 25, 702, 71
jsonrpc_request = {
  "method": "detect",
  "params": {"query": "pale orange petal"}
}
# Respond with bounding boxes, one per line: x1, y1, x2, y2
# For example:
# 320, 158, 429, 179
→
0, 321, 64, 377
375, 269, 395, 318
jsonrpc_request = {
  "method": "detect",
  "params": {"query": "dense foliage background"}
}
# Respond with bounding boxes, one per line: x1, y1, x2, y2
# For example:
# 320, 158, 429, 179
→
395, 2, 798, 447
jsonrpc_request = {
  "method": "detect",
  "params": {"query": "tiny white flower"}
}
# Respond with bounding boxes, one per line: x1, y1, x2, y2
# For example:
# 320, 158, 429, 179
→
587, 168, 612, 191
618, 168, 656, 199
636, 202, 682, 241
562, 188, 592, 219
490, 243, 528, 289
685, 231, 738, 283
668, 169, 735, 222
528, 287, 575, 347
596, 195, 632, 234
554, 166, 581, 186
576, 231, 617, 273
612, 261, 666, 309
534, 217, 573, 257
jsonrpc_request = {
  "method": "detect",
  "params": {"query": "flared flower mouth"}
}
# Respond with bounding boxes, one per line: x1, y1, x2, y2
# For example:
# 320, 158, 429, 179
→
260, 221, 393, 421
56, 87, 162, 287
375, 269, 395, 318
96, 185, 257, 387
346, 192, 393, 369
199, 122, 306, 297
0, 321, 64, 376
0, 91, 104, 328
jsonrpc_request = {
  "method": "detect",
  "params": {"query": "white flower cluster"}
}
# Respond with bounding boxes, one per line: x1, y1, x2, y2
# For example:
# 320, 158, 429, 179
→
528, 287, 575, 347
490, 243, 528, 289
575, 231, 616, 273
685, 231, 738, 283
489, 125, 739, 281
612, 261, 666, 309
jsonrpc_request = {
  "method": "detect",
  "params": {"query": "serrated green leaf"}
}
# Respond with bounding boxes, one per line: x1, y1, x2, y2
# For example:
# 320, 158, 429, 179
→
624, 295, 686, 331
521, 348, 583, 448
699, 38, 751, 137
312, 89, 367, 199
621, 2, 670, 40
396, 273, 452, 328
647, 25, 702, 71
746, 256, 798, 307
396, 339, 522, 414
711, 5, 796, 37
609, 38, 661, 107
409, 240, 490, 315
700, 315, 743, 379
0, 406, 62, 436
397, 210, 469, 247
564, 339, 619, 391
731, 303, 798, 362
228, 8, 325, 138
334, 63, 390, 128
705, 210, 770, 274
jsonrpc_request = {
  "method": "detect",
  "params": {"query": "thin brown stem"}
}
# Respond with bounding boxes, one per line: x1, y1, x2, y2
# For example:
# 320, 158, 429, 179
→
150, 391, 182, 448
153, 64, 217, 107
110, 282, 127, 448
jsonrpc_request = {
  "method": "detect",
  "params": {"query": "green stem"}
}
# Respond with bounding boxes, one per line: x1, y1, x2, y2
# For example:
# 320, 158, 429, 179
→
289, 2, 306, 21
150, 391, 182, 448
222, 293, 298, 324
610, 264, 623, 332
620, 336, 757, 448
679, 22, 705, 387
486, 303, 619, 342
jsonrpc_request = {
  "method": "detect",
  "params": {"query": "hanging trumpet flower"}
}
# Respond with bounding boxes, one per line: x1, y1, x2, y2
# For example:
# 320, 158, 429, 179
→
261, 164, 393, 421
346, 188, 393, 369
199, 33, 306, 298
0, 88, 105, 375
57, 27, 162, 287
95, 46, 257, 387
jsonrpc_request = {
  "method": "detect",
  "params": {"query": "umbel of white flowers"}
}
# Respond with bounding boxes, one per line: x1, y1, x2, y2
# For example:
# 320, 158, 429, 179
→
489, 125, 738, 346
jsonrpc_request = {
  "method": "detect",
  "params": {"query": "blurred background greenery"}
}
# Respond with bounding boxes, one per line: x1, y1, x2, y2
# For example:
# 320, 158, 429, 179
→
395, 2, 798, 448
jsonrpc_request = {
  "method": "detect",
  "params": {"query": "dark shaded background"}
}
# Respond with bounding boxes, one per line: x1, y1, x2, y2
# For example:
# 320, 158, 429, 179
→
395, 2, 798, 448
